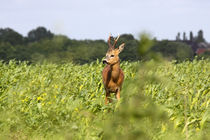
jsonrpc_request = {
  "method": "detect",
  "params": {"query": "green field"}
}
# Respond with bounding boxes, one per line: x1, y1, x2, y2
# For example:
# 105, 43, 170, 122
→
0, 59, 209, 140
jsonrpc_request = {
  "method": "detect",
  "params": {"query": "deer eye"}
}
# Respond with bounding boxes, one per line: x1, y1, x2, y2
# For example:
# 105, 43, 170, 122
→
110, 55, 114, 57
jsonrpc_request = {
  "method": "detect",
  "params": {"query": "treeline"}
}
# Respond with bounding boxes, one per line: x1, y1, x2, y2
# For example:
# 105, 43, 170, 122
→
0, 26, 206, 64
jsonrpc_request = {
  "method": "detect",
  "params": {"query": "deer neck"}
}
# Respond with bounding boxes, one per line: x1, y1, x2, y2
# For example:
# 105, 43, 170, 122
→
111, 61, 120, 81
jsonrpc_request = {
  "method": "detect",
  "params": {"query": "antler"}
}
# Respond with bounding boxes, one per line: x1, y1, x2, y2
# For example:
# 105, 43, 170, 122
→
107, 34, 120, 49
108, 33, 112, 49
113, 35, 120, 48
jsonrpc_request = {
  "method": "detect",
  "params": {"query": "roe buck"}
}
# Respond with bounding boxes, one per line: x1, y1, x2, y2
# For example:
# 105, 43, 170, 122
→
102, 34, 125, 104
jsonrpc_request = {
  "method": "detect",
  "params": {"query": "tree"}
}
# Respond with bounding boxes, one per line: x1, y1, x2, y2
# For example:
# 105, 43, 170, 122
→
196, 30, 205, 42
183, 32, 187, 41
176, 32, 181, 41
151, 40, 193, 61
0, 42, 16, 61
0, 28, 24, 45
190, 31, 194, 41
27, 26, 54, 42
115, 34, 139, 61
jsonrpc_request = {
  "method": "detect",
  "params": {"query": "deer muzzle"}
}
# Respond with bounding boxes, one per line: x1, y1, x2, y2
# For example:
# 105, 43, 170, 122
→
103, 59, 108, 64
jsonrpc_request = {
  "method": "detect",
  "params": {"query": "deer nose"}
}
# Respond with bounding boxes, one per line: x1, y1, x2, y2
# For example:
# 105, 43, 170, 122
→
103, 59, 108, 64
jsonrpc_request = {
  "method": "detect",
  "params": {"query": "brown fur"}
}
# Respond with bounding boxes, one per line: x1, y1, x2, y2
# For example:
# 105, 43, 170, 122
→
102, 35, 125, 104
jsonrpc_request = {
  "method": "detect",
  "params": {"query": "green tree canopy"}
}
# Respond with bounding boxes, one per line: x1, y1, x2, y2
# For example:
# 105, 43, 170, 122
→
27, 26, 54, 42
151, 40, 194, 61
0, 28, 24, 45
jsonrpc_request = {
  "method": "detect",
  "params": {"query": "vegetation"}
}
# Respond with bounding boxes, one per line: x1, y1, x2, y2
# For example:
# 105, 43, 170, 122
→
1, 27, 207, 64
198, 51, 210, 59
0, 28, 209, 139
151, 40, 194, 61
0, 59, 209, 139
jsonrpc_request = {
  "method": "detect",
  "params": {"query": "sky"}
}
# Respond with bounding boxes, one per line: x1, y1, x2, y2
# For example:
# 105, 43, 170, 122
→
1, 0, 210, 41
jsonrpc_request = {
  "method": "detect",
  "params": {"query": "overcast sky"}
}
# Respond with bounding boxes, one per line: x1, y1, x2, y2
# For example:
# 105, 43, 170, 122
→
1, 0, 210, 41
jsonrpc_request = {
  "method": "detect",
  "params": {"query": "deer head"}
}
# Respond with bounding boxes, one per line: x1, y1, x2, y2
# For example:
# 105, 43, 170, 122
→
103, 34, 125, 65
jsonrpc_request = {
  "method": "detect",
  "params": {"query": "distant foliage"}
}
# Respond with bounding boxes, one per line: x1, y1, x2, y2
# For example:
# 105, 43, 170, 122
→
0, 27, 201, 64
0, 28, 24, 45
27, 26, 54, 42
199, 51, 210, 59
196, 30, 205, 43
151, 40, 194, 61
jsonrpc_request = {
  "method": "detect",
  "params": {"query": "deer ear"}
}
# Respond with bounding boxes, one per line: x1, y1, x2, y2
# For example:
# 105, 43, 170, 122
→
118, 43, 125, 53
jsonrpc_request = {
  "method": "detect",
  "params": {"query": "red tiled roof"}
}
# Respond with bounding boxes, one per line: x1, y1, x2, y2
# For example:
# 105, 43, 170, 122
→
196, 48, 210, 55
